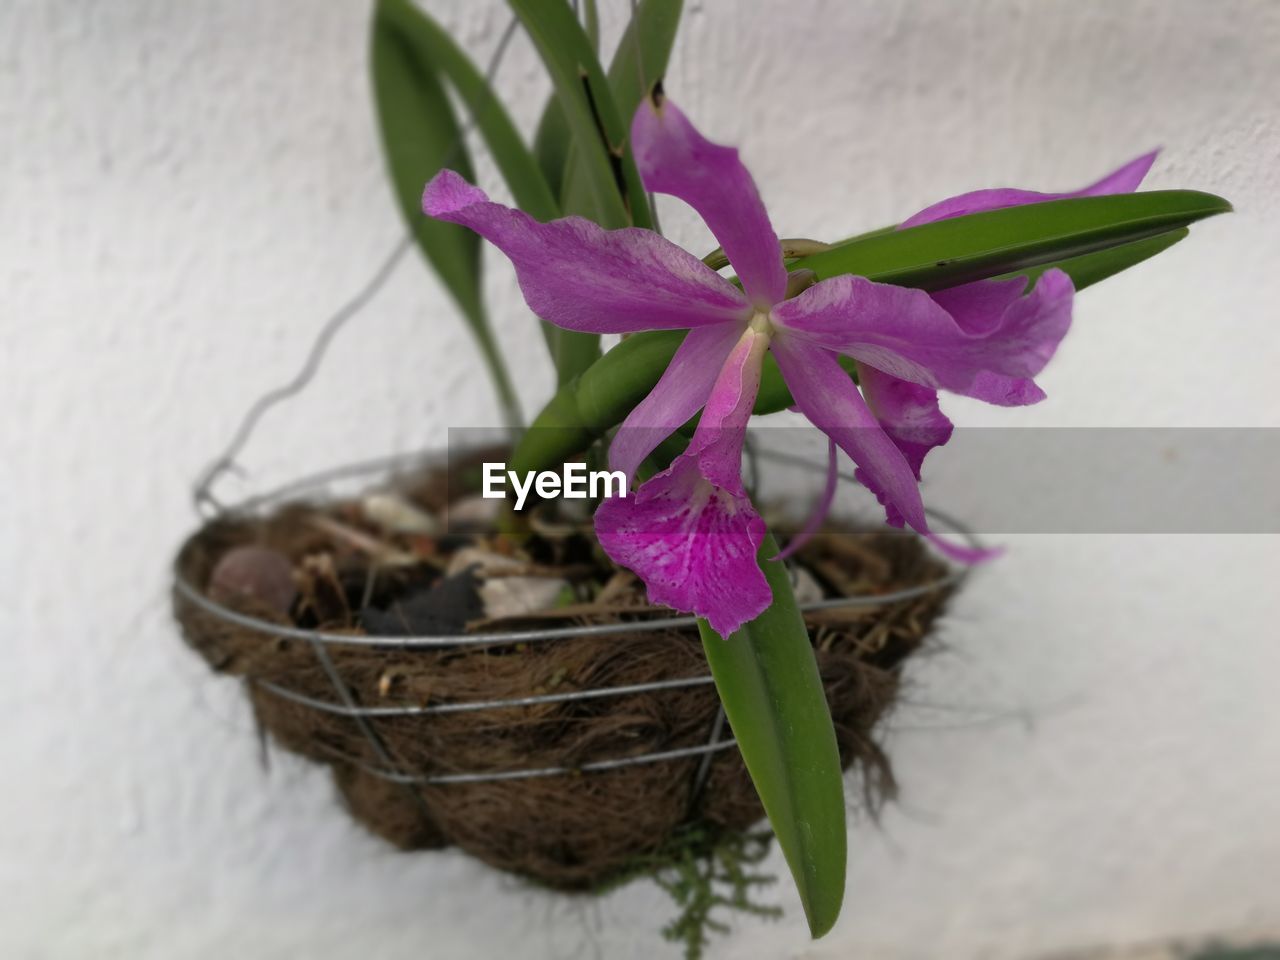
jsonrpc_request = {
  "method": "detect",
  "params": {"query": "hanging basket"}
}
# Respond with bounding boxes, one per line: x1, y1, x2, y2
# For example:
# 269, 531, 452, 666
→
171, 446, 970, 890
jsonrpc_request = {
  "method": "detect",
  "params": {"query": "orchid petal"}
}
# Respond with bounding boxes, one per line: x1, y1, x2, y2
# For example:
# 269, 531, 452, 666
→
596, 329, 771, 636
772, 335, 996, 564
900, 150, 1159, 229
771, 270, 1073, 398
609, 320, 745, 483
688, 328, 768, 489
856, 363, 953, 479
594, 456, 771, 637
931, 269, 1075, 406
928, 276, 1030, 337
423, 170, 749, 333
774, 437, 838, 562
631, 91, 787, 307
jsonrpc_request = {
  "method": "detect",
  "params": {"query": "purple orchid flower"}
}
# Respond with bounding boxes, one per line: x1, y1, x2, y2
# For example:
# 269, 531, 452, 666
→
422, 90, 1154, 637
853, 148, 1158, 527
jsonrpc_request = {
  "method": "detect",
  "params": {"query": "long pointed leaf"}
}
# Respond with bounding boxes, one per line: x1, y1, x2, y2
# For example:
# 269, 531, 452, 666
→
582, 0, 600, 51
1011, 225, 1189, 292
532, 98, 571, 201
380, 0, 558, 218
370, 0, 520, 426
553, 0, 686, 383
699, 534, 846, 937
528, 114, 602, 383
375, 0, 574, 372
513, 0, 675, 383
507, 0, 652, 230
606, 0, 685, 133
792, 190, 1230, 289
560, 0, 684, 225
514, 0, 626, 385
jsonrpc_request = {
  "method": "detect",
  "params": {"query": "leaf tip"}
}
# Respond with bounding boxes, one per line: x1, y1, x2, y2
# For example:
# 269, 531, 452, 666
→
797, 868, 846, 940
649, 77, 666, 110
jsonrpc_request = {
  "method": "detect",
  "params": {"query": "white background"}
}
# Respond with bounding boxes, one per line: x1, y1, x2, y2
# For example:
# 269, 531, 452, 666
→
3, 1, 1279, 958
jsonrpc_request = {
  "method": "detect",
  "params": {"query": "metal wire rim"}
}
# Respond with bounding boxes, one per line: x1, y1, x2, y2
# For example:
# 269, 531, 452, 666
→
174, 564, 968, 650
179, 446, 979, 784
256, 673, 719, 718
347, 739, 744, 786
173, 449, 977, 650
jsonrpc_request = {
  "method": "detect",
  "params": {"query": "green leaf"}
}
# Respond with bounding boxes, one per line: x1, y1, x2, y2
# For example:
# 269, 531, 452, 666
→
792, 190, 1231, 290
376, 0, 571, 371
508, 328, 684, 476
370, 0, 521, 427
560, 0, 684, 226
517, 0, 681, 384
605, 0, 685, 169
698, 534, 846, 938
529, 126, 602, 385
531, 105, 599, 385
379, 0, 558, 219
1010, 226, 1190, 291
507, 0, 652, 230
582, 0, 600, 51
532, 97, 572, 202
514, 1, 618, 387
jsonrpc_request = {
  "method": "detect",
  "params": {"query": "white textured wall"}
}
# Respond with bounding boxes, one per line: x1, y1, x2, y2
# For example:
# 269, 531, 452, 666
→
4, 1, 1279, 958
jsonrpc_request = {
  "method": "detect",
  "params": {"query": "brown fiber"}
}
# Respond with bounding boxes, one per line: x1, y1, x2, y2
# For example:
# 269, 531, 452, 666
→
172, 471, 954, 890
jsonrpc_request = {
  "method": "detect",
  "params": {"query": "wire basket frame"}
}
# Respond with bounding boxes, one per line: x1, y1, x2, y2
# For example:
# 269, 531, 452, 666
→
163, 8, 977, 860
174, 445, 978, 788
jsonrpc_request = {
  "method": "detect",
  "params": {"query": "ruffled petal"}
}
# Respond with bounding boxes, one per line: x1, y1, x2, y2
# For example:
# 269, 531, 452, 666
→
423, 170, 749, 333
771, 270, 1073, 398
609, 320, 745, 483
631, 90, 787, 307
856, 363, 953, 480
931, 269, 1075, 405
900, 150, 1158, 229
929, 276, 1029, 337
772, 335, 996, 564
595, 328, 772, 637
594, 456, 770, 638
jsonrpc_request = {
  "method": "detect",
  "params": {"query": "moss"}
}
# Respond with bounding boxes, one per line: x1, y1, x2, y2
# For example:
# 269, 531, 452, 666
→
591, 824, 782, 960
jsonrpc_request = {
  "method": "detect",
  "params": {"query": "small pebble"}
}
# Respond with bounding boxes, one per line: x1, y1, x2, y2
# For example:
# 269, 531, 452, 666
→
362, 493, 439, 535
479, 577, 569, 620
789, 565, 825, 606
445, 494, 500, 532
207, 546, 297, 615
